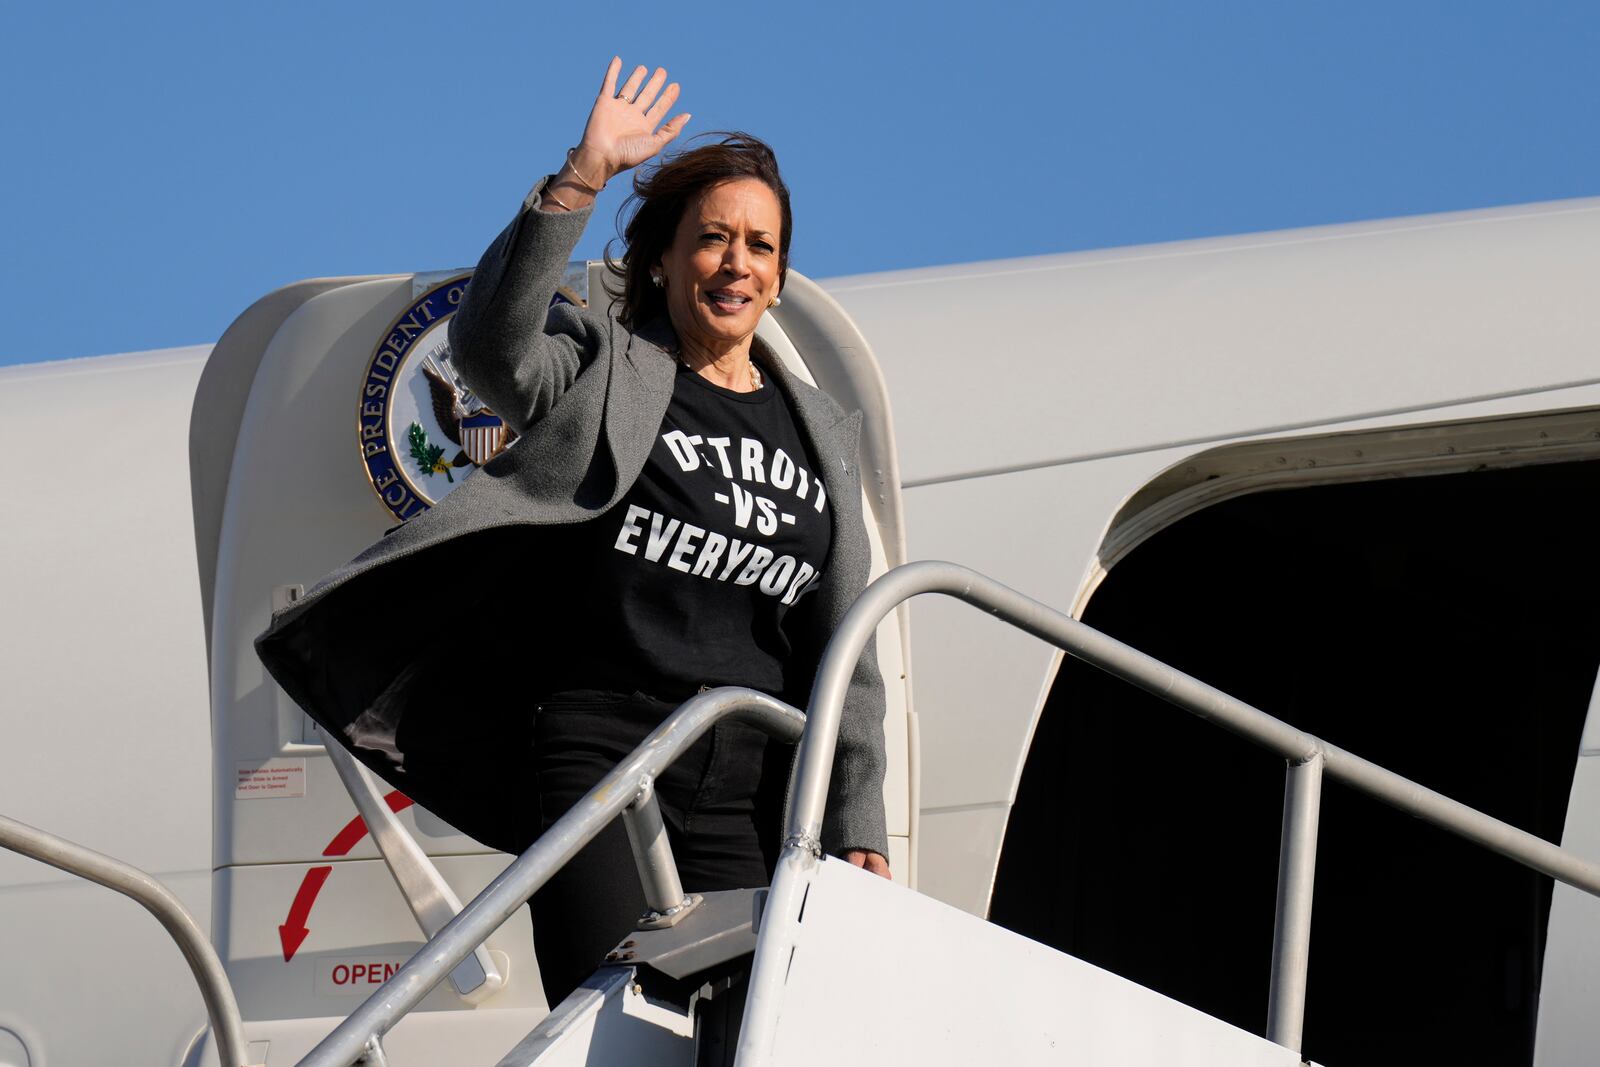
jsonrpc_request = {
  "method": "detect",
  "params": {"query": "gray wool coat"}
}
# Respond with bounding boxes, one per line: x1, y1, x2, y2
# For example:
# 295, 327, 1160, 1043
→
255, 177, 889, 859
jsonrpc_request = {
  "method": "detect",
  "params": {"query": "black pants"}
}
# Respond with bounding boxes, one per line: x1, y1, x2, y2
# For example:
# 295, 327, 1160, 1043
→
527, 688, 787, 1006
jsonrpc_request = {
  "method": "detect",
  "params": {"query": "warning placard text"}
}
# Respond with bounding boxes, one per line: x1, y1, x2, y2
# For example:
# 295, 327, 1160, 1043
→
235, 759, 306, 799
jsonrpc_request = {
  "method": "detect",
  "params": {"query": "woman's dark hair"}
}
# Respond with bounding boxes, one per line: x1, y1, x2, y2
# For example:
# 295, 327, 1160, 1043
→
606, 132, 792, 327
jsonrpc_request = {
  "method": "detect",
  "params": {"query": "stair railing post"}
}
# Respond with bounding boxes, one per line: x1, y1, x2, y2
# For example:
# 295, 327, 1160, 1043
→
623, 775, 700, 927
1266, 750, 1323, 1052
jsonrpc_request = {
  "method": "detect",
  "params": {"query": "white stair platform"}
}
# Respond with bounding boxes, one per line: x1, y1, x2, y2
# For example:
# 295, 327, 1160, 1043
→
756, 857, 1305, 1066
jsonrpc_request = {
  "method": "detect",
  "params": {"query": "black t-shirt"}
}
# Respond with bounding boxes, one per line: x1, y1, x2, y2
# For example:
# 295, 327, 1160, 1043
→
540, 363, 833, 698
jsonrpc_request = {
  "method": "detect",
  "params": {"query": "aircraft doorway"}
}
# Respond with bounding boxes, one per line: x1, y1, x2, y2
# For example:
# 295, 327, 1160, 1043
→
989, 458, 1600, 1066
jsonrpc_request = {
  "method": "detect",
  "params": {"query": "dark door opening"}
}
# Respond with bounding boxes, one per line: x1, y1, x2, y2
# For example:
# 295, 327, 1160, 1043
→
988, 459, 1600, 1066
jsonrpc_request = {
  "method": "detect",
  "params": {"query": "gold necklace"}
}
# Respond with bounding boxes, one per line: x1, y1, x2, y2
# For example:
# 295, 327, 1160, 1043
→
678, 352, 762, 391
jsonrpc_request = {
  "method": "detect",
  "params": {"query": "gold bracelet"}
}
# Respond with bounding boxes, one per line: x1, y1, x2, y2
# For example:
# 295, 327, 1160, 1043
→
543, 183, 576, 212
565, 147, 605, 193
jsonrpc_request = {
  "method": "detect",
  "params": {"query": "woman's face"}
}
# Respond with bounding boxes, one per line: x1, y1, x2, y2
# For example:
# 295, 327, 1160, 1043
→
655, 177, 783, 355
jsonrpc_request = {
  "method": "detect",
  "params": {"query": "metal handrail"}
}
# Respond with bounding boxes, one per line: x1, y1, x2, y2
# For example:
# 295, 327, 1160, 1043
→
746, 560, 1600, 1060
16, 560, 1587, 1064
0, 812, 252, 1067
297, 686, 805, 1067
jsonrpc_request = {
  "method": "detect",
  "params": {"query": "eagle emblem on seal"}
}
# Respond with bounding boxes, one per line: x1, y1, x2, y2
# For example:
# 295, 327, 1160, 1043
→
419, 354, 511, 471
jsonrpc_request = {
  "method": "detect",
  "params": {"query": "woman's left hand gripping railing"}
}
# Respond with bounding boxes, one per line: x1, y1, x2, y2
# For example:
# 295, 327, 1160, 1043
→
296, 686, 807, 1067
0, 811, 256, 1067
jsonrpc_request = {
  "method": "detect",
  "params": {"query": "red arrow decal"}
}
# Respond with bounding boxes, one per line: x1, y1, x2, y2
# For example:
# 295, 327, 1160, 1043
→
279, 866, 331, 961
323, 790, 413, 857
278, 790, 414, 962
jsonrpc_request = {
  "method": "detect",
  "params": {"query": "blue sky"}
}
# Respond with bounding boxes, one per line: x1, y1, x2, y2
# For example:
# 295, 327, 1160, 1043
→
3, 2, 1596, 367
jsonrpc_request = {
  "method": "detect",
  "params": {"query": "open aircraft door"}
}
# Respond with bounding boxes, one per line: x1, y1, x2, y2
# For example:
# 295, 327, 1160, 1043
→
189, 261, 914, 1059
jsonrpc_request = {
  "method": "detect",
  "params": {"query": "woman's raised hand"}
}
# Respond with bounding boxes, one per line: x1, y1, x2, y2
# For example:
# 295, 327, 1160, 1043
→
572, 58, 690, 188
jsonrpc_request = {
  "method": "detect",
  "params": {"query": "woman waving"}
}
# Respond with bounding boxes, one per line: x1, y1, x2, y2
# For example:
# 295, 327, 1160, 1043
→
258, 56, 889, 1007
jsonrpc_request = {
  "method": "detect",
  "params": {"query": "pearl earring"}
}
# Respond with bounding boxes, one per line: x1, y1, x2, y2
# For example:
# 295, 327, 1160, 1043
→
651, 273, 664, 288
769, 296, 782, 308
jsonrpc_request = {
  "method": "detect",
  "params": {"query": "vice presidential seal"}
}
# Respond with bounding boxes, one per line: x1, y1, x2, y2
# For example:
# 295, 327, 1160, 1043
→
359, 269, 590, 523
357, 275, 513, 522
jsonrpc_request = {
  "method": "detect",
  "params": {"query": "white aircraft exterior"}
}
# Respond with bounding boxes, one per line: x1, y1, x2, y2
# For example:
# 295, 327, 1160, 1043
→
3, 195, 1599, 1065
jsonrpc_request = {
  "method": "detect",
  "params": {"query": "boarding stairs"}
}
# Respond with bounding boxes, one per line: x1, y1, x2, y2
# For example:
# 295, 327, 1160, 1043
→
8, 561, 1600, 1066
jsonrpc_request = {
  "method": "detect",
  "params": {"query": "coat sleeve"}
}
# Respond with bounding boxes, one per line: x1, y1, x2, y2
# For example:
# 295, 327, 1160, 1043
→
447, 177, 611, 436
821, 597, 890, 859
